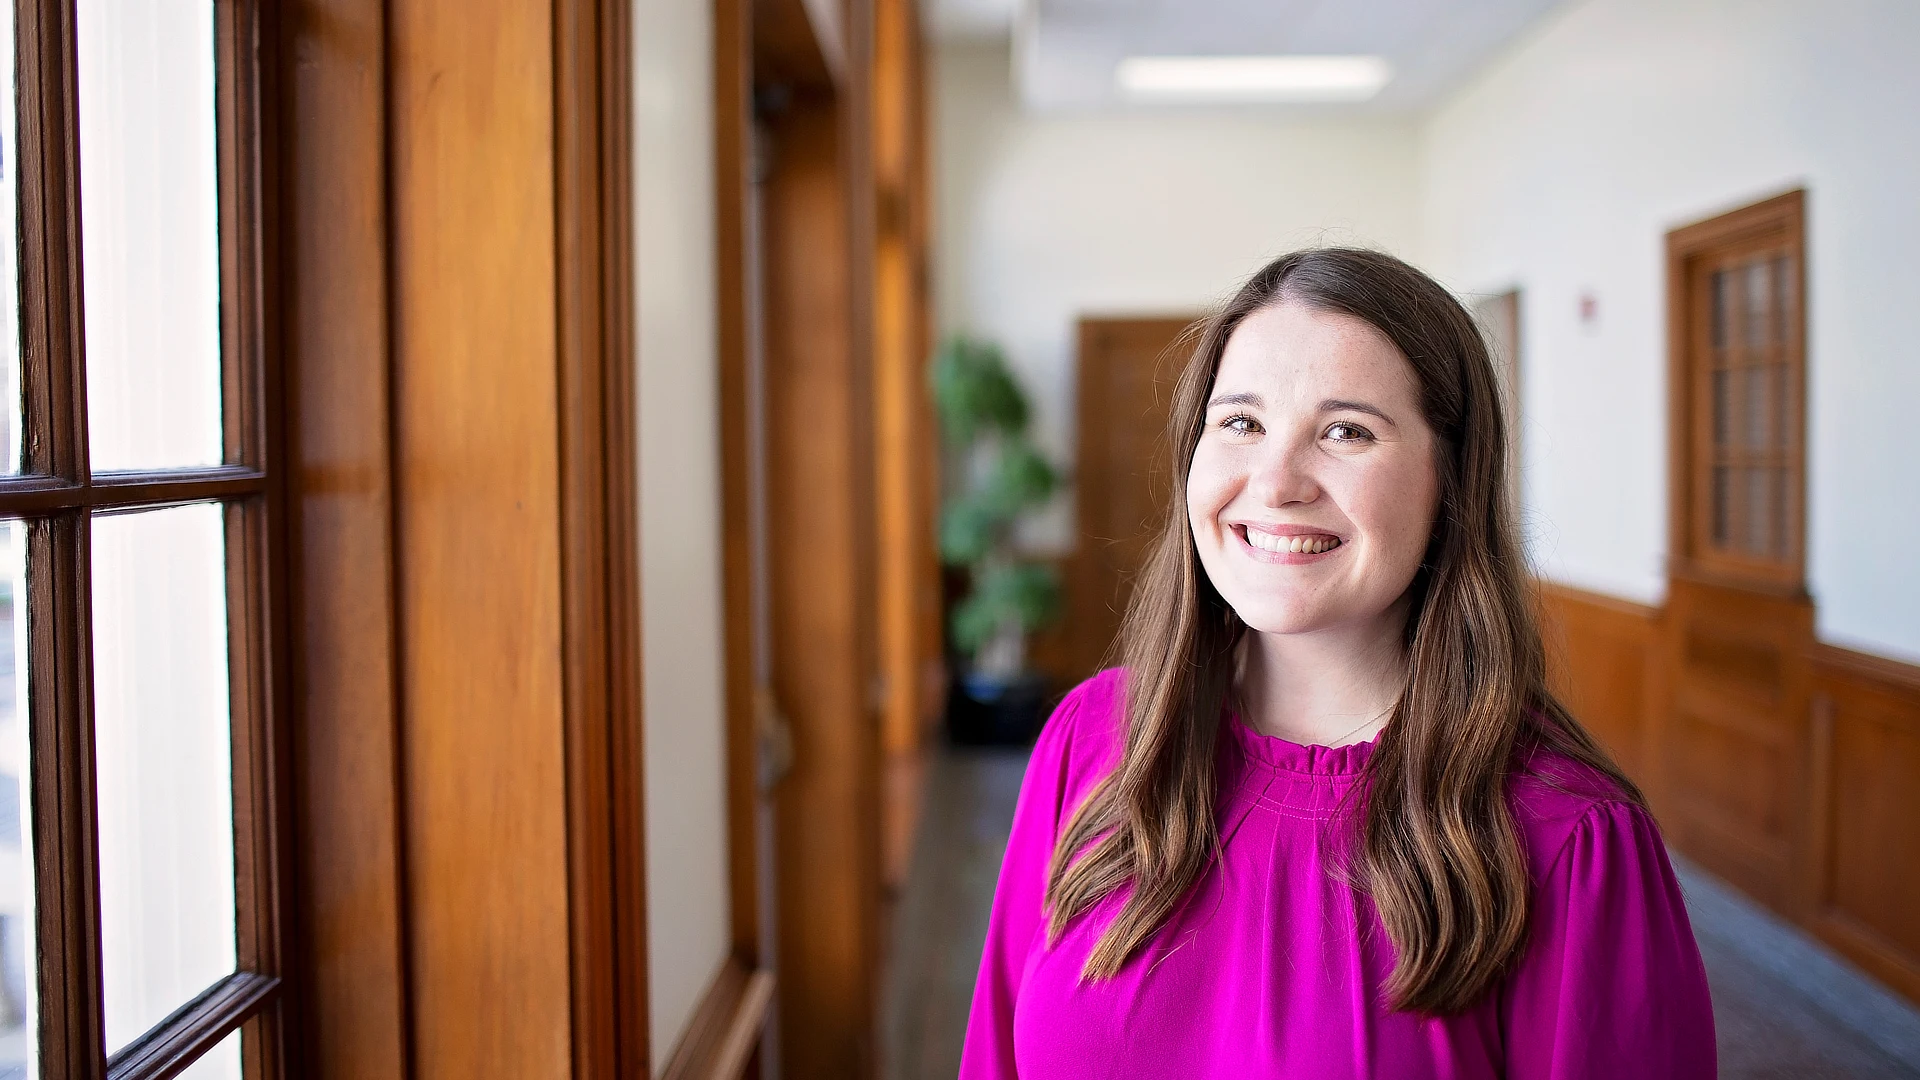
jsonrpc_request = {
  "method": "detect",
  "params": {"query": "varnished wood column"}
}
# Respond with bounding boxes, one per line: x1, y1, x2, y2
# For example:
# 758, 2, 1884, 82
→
762, 92, 885, 1077
285, 0, 408, 1074
285, 0, 642, 1074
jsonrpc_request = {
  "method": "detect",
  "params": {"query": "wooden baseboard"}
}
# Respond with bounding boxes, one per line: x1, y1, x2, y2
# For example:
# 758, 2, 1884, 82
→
659, 957, 776, 1080
883, 747, 928, 893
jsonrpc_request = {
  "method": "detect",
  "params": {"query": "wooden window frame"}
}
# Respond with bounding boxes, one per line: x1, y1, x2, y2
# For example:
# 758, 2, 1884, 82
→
1472, 288, 1523, 505
1666, 189, 1807, 592
2, 1, 289, 1077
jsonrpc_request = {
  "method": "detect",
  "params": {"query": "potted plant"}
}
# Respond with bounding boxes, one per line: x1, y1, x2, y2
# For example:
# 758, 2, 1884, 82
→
930, 335, 1063, 744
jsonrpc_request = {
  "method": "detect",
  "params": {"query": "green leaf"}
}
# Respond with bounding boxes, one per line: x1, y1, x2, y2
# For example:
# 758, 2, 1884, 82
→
982, 441, 1058, 513
938, 495, 1000, 566
949, 591, 1004, 655
996, 562, 1063, 631
929, 336, 1029, 444
948, 562, 1064, 657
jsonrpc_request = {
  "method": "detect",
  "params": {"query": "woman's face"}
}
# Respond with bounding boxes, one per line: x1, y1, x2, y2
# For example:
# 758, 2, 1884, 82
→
1187, 301, 1441, 637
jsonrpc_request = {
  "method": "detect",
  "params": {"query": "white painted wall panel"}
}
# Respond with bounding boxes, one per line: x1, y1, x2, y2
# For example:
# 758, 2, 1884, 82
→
1420, 0, 1920, 662
634, 0, 730, 1066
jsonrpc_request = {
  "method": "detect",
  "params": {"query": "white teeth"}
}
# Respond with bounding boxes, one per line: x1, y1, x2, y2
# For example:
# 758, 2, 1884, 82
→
1241, 528, 1340, 555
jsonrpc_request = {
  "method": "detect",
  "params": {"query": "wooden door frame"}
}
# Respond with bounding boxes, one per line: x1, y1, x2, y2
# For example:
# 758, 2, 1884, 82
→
554, 0, 649, 1070
1664, 188, 1808, 595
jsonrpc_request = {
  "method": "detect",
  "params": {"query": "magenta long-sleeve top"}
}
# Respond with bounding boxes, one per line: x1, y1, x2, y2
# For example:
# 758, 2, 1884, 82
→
959, 668, 1716, 1079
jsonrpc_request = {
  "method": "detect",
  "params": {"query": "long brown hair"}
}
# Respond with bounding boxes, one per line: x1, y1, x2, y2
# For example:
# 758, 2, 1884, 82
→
1043, 248, 1641, 1014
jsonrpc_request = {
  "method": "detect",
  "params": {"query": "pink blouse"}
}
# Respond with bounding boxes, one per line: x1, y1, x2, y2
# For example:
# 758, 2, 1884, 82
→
960, 668, 1716, 1079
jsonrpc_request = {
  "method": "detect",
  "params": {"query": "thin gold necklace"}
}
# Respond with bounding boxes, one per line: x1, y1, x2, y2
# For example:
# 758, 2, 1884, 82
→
1243, 702, 1394, 747
1325, 705, 1392, 747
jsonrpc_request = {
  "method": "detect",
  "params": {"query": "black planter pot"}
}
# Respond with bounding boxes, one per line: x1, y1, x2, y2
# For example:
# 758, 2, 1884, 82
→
945, 670, 1051, 746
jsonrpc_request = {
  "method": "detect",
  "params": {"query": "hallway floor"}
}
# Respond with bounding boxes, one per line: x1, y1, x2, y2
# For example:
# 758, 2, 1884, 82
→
880, 746, 1920, 1080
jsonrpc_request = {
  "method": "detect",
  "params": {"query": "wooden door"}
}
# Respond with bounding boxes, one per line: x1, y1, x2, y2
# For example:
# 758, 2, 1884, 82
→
1661, 191, 1814, 913
1048, 317, 1197, 688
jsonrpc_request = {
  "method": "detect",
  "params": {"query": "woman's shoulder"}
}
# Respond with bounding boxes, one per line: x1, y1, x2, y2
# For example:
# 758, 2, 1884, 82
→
1506, 743, 1657, 886
1027, 667, 1128, 813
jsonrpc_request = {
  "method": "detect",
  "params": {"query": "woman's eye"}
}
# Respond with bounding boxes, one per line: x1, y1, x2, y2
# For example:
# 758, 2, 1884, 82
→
1221, 414, 1262, 435
1325, 421, 1374, 443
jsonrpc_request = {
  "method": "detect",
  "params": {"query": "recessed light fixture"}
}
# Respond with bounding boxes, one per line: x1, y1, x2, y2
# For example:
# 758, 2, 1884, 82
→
1114, 55, 1392, 103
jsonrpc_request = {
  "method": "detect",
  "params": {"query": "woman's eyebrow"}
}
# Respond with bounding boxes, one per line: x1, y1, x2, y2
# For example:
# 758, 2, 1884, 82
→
1206, 391, 1263, 410
1319, 398, 1398, 427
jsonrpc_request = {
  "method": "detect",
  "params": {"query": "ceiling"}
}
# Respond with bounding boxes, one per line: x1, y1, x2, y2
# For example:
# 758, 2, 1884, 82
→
925, 0, 1576, 113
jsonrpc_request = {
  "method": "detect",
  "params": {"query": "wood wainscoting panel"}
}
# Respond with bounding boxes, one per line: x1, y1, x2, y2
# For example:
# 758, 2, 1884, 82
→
1538, 583, 1660, 780
1808, 647, 1920, 1002
1539, 586, 1920, 1010
1660, 575, 1813, 914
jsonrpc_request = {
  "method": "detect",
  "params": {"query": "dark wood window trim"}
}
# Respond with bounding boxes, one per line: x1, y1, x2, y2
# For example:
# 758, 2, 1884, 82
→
554, 0, 648, 1071
7, 0, 290, 1076
105, 972, 278, 1080
1666, 188, 1808, 592
24, 514, 105, 1077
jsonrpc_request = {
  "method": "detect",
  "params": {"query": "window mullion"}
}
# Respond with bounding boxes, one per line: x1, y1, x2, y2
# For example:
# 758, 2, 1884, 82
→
13, 0, 90, 486
225, 498, 279, 975
26, 511, 107, 1080
216, 0, 265, 472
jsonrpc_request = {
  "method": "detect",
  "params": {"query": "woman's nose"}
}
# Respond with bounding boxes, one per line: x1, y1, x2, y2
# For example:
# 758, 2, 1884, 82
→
1244, 435, 1321, 508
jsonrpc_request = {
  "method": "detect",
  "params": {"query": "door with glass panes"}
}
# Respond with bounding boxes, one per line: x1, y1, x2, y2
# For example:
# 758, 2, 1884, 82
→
0, 1, 285, 1077
1661, 190, 1814, 916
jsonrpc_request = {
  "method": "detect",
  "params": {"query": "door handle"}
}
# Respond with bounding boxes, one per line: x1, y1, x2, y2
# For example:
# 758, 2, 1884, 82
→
754, 686, 794, 791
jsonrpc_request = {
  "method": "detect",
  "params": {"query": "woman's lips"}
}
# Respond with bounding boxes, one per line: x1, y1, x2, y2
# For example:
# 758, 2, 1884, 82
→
1231, 524, 1345, 563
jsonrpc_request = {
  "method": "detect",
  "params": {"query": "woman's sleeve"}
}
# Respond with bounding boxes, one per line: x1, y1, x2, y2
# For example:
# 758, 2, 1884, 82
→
1502, 800, 1718, 1079
957, 683, 1092, 1080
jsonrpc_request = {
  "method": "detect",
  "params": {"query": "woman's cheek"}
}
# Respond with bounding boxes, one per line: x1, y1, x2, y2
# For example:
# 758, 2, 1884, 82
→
1364, 459, 1439, 573
1186, 447, 1230, 529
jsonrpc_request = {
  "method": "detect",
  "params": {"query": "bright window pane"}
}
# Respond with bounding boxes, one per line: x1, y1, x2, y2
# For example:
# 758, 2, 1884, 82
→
77, 0, 222, 471
92, 505, 236, 1054
0, 523, 32, 1078
174, 1028, 239, 1080
0, 0, 23, 475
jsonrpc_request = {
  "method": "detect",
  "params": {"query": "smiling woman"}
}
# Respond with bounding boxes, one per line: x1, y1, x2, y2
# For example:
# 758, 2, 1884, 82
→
960, 248, 1717, 1079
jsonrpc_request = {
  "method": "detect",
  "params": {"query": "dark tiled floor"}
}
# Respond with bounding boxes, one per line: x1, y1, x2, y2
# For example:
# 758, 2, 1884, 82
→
880, 747, 1920, 1080
881, 747, 1029, 1080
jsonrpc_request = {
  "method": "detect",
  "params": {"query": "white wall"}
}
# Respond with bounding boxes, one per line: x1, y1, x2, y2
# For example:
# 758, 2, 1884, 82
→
634, 0, 731, 1067
1420, 0, 1920, 663
934, 40, 1424, 552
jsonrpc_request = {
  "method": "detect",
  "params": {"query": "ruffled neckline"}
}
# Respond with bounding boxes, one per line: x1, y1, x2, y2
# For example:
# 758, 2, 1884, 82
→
1223, 709, 1376, 776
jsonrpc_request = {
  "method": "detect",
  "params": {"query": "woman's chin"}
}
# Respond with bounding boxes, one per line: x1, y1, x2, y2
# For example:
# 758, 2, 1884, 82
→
1230, 601, 1337, 637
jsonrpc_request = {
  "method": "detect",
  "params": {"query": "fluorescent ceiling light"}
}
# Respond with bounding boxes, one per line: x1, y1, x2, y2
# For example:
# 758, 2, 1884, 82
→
1114, 55, 1392, 103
